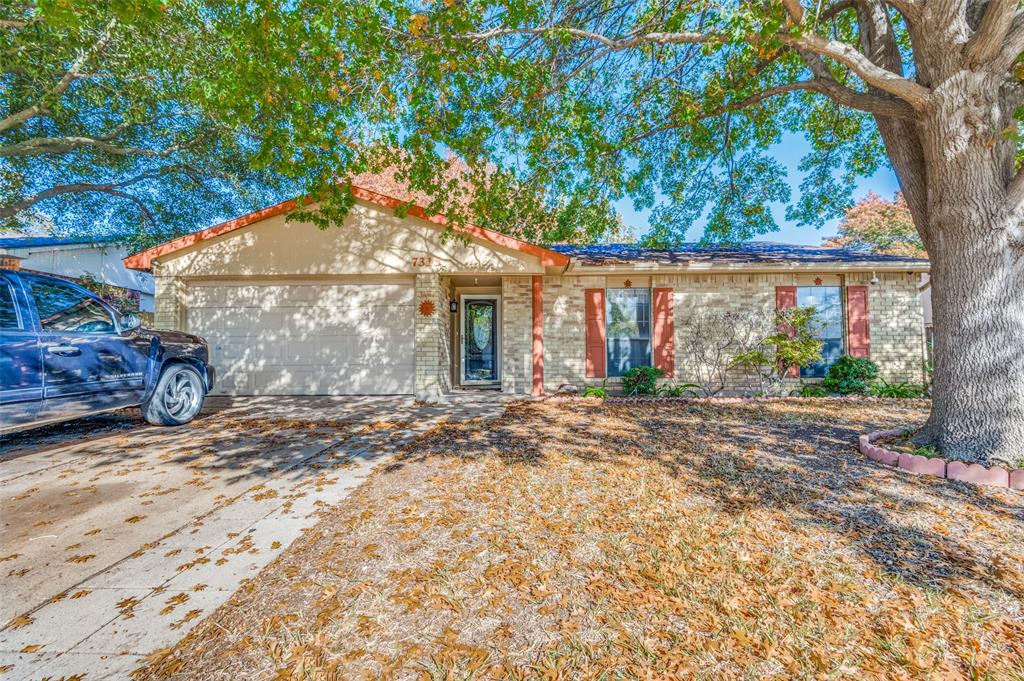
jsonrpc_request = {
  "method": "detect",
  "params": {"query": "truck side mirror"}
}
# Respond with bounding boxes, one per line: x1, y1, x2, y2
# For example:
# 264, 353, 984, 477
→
120, 312, 141, 333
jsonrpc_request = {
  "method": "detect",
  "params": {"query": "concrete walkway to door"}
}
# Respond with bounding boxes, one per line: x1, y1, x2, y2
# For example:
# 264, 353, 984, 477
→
0, 393, 513, 680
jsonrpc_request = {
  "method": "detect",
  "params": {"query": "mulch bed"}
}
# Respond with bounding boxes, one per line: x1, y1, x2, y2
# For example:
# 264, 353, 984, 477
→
135, 399, 1024, 680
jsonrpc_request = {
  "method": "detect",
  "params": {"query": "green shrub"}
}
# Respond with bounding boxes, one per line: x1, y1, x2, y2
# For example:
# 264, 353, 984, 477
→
821, 355, 879, 394
581, 386, 608, 398
622, 366, 664, 396
660, 383, 701, 397
869, 380, 926, 398
791, 383, 829, 397
729, 305, 824, 395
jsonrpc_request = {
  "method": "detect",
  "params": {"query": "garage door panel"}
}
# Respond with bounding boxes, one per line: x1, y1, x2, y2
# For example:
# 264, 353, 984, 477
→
187, 280, 415, 395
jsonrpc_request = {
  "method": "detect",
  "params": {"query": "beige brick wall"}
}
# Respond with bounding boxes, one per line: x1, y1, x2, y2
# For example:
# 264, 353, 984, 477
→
499, 271, 926, 394
541, 274, 602, 392
501, 276, 533, 394
153, 270, 184, 330
414, 272, 445, 401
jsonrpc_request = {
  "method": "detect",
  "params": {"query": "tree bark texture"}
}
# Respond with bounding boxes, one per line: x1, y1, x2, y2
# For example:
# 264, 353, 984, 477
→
909, 70, 1024, 466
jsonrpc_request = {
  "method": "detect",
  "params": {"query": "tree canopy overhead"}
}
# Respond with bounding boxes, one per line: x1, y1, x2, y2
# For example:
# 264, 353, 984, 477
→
1, 2, 287, 247
0, 0, 623, 247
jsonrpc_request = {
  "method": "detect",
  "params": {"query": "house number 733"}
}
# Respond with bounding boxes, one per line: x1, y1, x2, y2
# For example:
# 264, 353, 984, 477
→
410, 256, 434, 268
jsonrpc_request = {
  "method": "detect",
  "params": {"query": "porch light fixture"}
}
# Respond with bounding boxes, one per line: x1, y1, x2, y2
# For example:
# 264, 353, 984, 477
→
450, 300, 458, 313
870, 271, 879, 285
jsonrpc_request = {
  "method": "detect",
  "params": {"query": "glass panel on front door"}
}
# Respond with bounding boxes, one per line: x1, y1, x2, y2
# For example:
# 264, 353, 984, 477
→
464, 299, 497, 382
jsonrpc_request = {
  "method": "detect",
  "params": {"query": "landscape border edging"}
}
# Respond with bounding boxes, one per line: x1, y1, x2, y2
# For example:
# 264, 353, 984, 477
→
859, 428, 1022, 492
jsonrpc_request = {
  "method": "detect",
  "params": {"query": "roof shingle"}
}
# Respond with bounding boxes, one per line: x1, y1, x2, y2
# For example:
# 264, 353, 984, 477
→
550, 242, 929, 267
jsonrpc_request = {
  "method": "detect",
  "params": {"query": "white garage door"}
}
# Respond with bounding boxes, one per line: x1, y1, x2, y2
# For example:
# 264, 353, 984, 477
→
185, 280, 415, 395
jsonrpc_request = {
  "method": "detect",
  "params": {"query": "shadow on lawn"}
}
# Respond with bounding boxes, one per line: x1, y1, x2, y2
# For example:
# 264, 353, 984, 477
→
396, 399, 1024, 601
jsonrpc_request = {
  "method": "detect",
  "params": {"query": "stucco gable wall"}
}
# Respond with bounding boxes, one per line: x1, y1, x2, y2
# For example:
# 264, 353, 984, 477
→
155, 200, 543, 278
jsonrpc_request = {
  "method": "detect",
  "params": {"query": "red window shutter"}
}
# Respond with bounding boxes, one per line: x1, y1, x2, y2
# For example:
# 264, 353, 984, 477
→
847, 286, 871, 358
585, 289, 606, 378
652, 288, 675, 378
775, 285, 797, 311
775, 286, 799, 378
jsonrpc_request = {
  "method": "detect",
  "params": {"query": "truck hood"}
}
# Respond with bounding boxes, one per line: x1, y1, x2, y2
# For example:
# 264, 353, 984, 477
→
133, 327, 207, 347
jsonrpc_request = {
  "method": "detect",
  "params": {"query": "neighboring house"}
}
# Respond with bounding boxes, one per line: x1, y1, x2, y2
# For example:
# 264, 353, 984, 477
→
124, 186, 930, 400
0, 236, 155, 313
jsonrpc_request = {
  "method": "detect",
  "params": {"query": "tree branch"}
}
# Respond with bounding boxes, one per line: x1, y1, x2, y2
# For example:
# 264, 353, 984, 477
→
0, 165, 177, 221
997, 12, 1024, 70
450, 26, 714, 49
964, 0, 1018, 66
450, 23, 930, 109
779, 32, 930, 107
816, 0, 920, 27
0, 133, 206, 159
782, 0, 805, 23
0, 17, 117, 134
626, 76, 914, 145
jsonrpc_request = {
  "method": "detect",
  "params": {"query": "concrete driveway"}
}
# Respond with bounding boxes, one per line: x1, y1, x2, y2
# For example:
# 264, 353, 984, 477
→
0, 394, 510, 680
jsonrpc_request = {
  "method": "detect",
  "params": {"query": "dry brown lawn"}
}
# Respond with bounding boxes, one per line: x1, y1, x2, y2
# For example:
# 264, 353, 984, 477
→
136, 399, 1024, 681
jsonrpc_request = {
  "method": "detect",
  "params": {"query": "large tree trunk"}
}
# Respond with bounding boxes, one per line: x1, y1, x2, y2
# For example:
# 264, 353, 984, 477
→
910, 71, 1024, 466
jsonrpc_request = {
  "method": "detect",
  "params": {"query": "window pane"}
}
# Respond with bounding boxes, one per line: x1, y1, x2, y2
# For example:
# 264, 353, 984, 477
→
797, 286, 843, 378
606, 288, 651, 377
797, 286, 843, 339
0, 282, 20, 329
32, 281, 115, 333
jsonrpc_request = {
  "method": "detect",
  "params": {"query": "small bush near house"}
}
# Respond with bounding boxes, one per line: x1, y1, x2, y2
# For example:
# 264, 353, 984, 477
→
869, 380, 926, 398
682, 308, 767, 396
730, 306, 824, 396
659, 383, 701, 398
822, 355, 879, 394
581, 386, 608, 399
621, 366, 664, 396
792, 383, 829, 397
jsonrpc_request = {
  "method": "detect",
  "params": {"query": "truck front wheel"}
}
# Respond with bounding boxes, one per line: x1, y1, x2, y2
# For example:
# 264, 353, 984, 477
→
142, 364, 207, 426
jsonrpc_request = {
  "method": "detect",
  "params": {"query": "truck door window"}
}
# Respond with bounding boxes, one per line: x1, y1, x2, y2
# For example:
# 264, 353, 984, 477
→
1, 281, 21, 329
31, 280, 115, 333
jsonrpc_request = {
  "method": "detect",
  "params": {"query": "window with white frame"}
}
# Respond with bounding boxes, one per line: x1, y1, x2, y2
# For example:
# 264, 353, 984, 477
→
797, 286, 843, 378
606, 288, 651, 377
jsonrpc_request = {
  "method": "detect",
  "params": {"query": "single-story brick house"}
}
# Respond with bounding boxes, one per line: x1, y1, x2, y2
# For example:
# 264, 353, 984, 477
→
124, 184, 930, 400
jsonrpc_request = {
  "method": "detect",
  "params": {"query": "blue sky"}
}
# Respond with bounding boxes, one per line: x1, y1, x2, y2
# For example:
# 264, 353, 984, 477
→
614, 132, 902, 245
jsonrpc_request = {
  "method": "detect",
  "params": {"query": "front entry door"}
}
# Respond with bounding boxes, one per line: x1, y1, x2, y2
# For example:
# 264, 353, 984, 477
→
461, 296, 499, 384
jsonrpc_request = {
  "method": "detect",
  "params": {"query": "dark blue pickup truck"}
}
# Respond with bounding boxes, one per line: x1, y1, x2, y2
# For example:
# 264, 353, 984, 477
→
1, 269, 215, 434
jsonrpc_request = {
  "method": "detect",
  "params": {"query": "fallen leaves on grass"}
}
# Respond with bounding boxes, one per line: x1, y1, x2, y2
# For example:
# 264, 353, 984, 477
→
133, 400, 1024, 680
